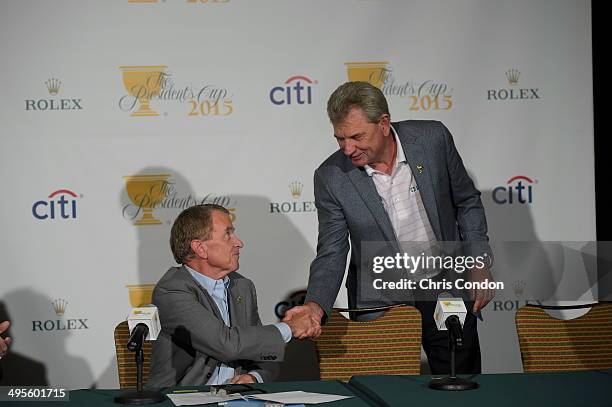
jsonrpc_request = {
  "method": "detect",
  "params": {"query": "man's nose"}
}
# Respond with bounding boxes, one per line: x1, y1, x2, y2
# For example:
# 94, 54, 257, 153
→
341, 140, 355, 156
235, 236, 244, 248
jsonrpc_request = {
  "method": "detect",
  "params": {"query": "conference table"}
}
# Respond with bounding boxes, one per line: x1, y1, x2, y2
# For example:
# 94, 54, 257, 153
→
2, 370, 610, 407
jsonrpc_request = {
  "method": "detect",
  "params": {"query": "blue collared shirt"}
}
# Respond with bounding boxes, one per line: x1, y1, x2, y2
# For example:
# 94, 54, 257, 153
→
185, 266, 291, 384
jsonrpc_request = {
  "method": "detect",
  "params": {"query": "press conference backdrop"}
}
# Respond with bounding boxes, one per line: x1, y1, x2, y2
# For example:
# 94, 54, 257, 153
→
0, 0, 594, 388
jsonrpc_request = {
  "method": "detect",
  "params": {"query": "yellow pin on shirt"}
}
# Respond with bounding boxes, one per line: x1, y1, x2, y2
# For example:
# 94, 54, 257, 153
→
236, 296, 243, 304
416, 164, 424, 174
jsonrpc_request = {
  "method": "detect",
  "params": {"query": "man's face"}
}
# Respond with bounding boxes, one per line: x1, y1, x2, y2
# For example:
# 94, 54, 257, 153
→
204, 211, 244, 275
333, 107, 391, 167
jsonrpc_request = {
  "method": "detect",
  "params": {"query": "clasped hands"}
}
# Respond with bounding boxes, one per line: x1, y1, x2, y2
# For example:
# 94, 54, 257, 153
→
282, 302, 323, 340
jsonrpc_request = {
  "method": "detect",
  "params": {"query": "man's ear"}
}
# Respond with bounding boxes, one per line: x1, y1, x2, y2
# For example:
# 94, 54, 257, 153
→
190, 239, 208, 259
379, 113, 391, 136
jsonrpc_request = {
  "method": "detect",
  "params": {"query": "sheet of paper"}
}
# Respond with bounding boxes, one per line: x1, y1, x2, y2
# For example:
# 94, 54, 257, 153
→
248, 391, 352, 404
166, 392, 243, 406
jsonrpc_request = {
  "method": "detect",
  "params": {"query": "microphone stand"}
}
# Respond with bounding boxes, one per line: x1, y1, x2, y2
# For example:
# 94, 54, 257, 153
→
428, 315, 479, 391
114, 326, 165, 405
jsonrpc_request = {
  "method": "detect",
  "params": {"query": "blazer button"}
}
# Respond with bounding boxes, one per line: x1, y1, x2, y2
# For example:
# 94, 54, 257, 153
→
206, 372, 212, 379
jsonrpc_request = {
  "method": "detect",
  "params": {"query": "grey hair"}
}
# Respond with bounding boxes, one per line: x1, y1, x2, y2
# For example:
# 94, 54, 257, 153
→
327, 81, 389, 125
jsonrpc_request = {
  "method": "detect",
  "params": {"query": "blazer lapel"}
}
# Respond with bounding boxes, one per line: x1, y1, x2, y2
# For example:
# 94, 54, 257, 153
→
182, 266, 224, 321
398, 131, 443, 241
227, 277, 246, 328
346, 166, 399, 250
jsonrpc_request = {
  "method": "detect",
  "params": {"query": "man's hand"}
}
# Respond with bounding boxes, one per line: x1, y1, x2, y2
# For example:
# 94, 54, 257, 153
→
0, 321, 12, 359
283, 302, 323, 340
469, 267, 495, 313
229, 374, 256, 384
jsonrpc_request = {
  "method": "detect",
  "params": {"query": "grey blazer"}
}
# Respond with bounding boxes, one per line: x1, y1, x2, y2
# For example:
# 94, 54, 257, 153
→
305, 120, 492, 315
146, 266, 285, 388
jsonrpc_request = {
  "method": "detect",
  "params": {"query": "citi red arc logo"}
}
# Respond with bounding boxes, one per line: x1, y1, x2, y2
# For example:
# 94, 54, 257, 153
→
269, 75, 315, 105
492, 175, 535, 204
32, 189, 79, 220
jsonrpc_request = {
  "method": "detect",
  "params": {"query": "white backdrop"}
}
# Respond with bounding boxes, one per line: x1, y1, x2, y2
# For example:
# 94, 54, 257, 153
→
0, 0, 594, 388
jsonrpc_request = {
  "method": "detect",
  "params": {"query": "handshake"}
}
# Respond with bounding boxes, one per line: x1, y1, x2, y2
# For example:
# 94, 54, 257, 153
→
282, 302, 325, 340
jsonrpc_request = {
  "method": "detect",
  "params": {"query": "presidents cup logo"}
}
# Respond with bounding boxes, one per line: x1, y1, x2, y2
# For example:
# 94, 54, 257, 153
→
125, 284, 156, 307
118, 66, 233, 118
119, 66, 167, 116
25, 77, 84, 111
487, 69, 541, 101
122, 173, 237, 226
32, 298, 90, 332
345, 61, 453, 112
492, 175, 536, 205
270, 180, 316, 214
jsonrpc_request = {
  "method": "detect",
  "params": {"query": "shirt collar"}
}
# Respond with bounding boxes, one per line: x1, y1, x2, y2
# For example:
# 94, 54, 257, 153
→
184, 265, 229, 295
364, 125, 405, 177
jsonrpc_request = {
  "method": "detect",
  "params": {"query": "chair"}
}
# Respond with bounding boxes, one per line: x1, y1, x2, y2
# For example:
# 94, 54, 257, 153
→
314, 305, 422, 381
515, 303, 612, 372
114, 321, 154, 389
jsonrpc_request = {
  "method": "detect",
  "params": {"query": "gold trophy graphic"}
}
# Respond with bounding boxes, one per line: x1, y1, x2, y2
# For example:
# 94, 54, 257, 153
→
345, 61, 390, 89
119, 65, 167, 116
123, 174, 171, 225
126, 284, 156, 307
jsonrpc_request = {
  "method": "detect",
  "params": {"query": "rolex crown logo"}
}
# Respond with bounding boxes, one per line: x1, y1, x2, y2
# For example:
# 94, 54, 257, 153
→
505, 69, 520, 86
52, 298, 68, 316
289, 181, 303, 199
513, 280, 526, 296
45, 78, 62, 96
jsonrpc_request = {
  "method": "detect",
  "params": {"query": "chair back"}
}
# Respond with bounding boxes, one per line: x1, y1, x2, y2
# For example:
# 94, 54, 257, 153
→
114, 321, 154, 388
515, 303, 612, 372
315, 305, 422, 381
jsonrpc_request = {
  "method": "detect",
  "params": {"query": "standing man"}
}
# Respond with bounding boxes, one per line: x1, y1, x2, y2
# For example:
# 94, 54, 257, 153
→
284, 81, 493, 374
147, 204, 316, 387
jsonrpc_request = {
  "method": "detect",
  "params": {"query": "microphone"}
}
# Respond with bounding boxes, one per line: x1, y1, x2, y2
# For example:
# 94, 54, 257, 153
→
445, 315, 463, 348
127, 305, 161, 343
429, 294, 478, 391
115, 305, 166, 405
128, 324, 149, 352
433, 294, 466, 328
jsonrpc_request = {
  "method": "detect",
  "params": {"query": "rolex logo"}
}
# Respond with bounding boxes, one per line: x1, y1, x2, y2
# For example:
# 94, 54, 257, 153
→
505, 69, 520, 86
289, 181, 303, 199
513, 280, 526, 297
52, 298, 68, 316
45, 78, 61, 96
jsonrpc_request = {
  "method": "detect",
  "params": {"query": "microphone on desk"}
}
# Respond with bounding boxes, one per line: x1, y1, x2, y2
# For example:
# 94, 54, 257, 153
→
115, 305, 165, 405
126, 306, 161, 351
429, 294, 479, 391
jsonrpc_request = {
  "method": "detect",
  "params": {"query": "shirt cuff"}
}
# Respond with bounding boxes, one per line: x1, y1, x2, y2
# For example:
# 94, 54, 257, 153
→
273, 322, 292, 343
248, 371, 263, 383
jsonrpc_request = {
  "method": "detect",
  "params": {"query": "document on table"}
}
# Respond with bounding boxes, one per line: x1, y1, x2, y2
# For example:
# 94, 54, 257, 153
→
249, 391, 352, 404
166, 392, 243, 406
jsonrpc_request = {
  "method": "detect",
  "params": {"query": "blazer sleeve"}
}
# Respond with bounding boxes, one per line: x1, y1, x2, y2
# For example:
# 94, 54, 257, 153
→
441, 122, 492, 258
153, 278, 286, 364
304, 168, 350, 317
237, 280, 280, 382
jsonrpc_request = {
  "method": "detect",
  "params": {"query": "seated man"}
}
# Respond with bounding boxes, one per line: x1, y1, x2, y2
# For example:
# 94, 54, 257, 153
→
147, 204, 317, 387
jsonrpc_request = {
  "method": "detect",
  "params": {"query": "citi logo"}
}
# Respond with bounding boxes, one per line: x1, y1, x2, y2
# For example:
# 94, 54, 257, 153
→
492, 175, 535, 204
32, 189, 80, 220
269, 75, 315, 105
